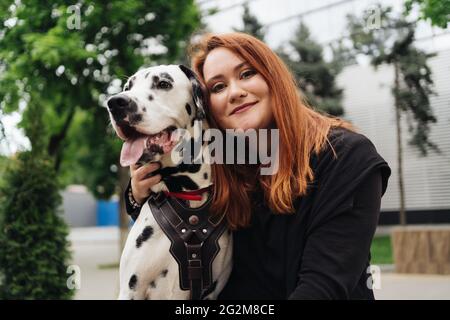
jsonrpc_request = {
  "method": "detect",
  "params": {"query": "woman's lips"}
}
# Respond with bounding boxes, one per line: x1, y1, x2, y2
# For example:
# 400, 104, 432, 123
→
230, 101, 258, 115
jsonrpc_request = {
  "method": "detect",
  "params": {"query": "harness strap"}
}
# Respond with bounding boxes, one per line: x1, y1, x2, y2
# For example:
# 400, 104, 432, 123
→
148, 191, 226, 300
187, 244, 203, 300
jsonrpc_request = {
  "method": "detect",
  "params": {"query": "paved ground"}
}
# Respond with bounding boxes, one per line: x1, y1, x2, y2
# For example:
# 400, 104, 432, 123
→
69, 227, 450, 300
69, 227, 119, 300
374, 273, 450, 300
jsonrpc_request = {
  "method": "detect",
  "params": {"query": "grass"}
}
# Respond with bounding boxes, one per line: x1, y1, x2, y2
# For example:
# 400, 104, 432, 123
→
370, 235, 393, 265
98, 262, 119, 270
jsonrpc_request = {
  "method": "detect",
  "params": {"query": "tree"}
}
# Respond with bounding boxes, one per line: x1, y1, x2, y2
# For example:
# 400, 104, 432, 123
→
0, 0, 201, 186
0, 155, 10, 186
348, 5, 437, 225
277, 22, 344, 116
0, 1, 202, 251
0, 103, 73, 299
405, 0, 450, 28
329, 39, 357, 76
234, 3, 266, 41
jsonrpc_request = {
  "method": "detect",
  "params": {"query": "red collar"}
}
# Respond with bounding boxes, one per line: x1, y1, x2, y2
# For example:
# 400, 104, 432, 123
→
163, 185, 212, 201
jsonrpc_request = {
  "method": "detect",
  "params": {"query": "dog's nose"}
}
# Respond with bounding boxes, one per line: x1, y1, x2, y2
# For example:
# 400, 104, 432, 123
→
107, 94, 131, 112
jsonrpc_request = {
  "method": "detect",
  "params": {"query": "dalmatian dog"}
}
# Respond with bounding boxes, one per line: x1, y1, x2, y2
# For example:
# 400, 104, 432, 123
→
106, 65, 233, 300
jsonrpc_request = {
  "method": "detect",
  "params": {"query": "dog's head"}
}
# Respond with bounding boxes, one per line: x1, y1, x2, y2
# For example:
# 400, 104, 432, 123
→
106, 65, 207, 167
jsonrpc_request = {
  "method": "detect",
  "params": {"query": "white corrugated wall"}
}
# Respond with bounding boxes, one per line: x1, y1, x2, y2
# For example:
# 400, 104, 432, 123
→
338, 49, 450, 212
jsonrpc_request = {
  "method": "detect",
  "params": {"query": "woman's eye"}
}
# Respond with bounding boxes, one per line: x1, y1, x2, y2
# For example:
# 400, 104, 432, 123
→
241, 69, 256, 79
211, 83, 225, 93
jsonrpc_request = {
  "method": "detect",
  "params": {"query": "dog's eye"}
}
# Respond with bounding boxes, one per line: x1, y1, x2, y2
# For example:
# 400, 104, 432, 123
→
124, 79, 134, 91
157, 80, 172, 90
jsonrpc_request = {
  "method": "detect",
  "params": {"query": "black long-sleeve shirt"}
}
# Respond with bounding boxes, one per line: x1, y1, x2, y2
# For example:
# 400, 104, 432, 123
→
124, 128, 391, 300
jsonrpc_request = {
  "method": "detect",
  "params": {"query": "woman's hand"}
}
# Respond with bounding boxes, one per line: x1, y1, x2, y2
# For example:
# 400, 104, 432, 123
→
130, 162, 162, 205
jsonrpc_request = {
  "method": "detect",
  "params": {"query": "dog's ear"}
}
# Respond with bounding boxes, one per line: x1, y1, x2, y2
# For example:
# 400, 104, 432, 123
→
179, 65, 206, 120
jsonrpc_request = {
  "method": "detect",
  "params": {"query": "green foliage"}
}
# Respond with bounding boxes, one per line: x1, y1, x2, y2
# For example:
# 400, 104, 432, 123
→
329, 40, 357, 76
0, 105, 72, 299
58, 107, 122, 199
234, 3, 266, 41
348, 5, 437, 155
0, 150, 73, 299
0, 155, 10, 190
405, 0, 450, 28
277, 22, 344, 116
0, 0, 202, 199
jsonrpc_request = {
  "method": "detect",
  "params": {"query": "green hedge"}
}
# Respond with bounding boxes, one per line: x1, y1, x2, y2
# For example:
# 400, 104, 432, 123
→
0, 152, 73, 299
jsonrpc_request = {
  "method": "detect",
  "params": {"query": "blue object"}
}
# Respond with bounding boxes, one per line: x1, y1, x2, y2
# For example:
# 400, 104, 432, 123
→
96, 200, 119, 226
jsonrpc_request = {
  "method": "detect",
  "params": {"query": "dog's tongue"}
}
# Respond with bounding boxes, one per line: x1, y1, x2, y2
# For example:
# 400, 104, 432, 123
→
120, 136, 147, 167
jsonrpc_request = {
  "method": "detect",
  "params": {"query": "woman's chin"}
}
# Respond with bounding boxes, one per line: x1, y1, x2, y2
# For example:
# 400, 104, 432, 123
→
234, 120, 269, 131
226, 116, 260, 131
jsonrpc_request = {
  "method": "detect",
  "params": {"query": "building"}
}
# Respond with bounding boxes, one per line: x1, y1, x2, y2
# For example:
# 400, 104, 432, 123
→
338, 49, 450, 224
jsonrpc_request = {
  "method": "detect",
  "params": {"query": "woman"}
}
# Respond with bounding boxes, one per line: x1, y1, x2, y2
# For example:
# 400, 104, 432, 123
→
125, 32, 391, 299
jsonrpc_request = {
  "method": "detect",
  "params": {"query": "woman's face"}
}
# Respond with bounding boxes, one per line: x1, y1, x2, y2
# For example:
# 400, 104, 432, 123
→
203, 47, 273, 131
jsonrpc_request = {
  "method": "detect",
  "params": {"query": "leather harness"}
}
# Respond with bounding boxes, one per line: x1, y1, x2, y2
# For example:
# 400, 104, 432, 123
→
147, 191, 227, 300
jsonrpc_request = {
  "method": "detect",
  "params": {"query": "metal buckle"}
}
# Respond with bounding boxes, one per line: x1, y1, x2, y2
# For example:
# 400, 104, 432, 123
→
150, 192, 167, 208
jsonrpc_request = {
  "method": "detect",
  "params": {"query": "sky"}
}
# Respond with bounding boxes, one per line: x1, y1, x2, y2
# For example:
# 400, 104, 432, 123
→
200, 0, 449, 52
1, 0, 449, 156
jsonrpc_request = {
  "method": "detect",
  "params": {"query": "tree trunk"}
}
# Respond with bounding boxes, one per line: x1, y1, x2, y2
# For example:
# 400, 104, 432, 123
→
48, 105, 77, 173
394, 62, 407, 225
118, 165, 130, 254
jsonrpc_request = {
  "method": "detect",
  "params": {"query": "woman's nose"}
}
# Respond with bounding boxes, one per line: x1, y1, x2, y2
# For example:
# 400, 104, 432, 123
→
228, 80, 247, 104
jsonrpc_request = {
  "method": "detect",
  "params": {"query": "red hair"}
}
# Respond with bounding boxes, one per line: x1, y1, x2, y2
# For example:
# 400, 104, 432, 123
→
189, 32, 354, 230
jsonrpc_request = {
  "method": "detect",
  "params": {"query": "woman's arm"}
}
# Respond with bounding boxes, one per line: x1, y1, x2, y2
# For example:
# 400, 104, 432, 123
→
124, 163, 162, 221
124, 179, 145, 221
289, 170, 382, 299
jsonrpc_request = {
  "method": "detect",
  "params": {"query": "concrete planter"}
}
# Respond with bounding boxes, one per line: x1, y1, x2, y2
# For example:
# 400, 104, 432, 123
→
392, 225, 450, 274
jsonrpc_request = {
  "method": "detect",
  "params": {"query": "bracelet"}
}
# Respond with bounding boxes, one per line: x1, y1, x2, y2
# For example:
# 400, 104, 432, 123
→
128, 187, 142, 209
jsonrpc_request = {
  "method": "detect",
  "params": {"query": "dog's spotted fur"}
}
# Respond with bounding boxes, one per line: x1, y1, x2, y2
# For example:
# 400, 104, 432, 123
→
107, 65, 232, 300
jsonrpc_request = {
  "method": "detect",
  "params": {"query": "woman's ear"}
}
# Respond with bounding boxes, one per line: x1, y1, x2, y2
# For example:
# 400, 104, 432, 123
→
179, 65, 206, 120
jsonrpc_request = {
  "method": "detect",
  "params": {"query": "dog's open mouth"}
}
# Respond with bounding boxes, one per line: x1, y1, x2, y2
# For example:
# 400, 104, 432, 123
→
119, 124, 178, 167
